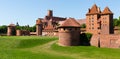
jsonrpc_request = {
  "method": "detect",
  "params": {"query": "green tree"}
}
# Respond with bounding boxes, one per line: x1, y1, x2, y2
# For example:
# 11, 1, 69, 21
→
0, 25, 7, 34
81, 24, 86, 28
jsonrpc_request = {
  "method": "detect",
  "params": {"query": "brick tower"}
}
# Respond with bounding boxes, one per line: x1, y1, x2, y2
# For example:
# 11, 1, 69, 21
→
58, 18, 81, 46
101, 7, 114, 34
47, 10, 53, 17
36, 18, 43, 36
7, 24, 16, 36
86, 4, 101, 34
86, 4, 114, 34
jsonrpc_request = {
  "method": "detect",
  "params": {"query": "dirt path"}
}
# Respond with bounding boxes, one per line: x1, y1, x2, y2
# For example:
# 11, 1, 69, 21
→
22, 40, 87, 59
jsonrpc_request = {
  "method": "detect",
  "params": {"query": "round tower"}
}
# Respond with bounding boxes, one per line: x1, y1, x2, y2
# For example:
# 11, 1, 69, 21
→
16, 30, 22, 36
36, 18, 43, 36
58, 18, 81, 46
7, 24, 16, 36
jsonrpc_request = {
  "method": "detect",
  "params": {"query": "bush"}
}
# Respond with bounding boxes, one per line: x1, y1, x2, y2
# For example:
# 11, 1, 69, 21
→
80, 33, 92, 46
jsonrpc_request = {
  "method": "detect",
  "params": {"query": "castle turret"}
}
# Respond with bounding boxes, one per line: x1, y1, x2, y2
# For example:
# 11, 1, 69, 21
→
36, 18, 43, 36
101, 7, 114, 34
7, 24, 16, 36
58, 18, 81, 46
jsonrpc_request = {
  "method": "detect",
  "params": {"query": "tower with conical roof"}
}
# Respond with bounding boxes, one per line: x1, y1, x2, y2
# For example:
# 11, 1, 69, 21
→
58, 18, 81, 46
101, 7, 114, 34
86, 4, 101, 34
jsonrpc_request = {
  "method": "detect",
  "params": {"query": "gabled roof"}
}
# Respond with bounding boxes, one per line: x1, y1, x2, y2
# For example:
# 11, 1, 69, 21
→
102, 7, 113, 14
87, 4, 101, 15
58, 18, 80, 28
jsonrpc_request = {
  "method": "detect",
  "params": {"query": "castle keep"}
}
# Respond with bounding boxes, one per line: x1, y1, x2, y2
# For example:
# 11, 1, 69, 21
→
36, 10, 66, 36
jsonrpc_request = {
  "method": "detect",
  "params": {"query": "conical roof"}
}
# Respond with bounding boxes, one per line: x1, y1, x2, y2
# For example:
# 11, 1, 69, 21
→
87, 4, 101, 15
58, 18, 80, 28
8, 24, 16, 27
36, 18, 43, 25
102, 7, 113, 14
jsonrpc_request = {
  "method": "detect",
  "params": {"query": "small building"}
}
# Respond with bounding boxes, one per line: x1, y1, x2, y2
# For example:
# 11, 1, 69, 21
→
7, 24, 16, 36
58, 18, 81, 46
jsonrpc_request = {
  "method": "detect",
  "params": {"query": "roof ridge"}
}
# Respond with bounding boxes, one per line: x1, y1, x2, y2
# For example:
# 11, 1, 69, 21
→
59, 18, 80, 27
102, 7, 113, 14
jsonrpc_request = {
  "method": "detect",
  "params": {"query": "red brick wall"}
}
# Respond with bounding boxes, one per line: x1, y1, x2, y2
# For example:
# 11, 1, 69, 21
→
91, 34, 120, 48
86, 14, 100, 34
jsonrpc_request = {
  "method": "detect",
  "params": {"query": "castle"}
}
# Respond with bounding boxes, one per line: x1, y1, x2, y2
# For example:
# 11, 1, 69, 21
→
6, 4, 120, 48
58, 4, 120, 48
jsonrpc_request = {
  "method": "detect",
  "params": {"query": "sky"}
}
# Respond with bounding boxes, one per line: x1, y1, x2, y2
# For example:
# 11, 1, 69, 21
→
0, 0, 119, 26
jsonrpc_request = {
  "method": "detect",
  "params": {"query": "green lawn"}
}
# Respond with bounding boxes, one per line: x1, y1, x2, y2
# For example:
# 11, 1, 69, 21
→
0, 36, 120, 59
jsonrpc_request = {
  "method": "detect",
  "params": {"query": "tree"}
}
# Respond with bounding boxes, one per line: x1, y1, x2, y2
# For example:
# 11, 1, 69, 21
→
113, 18, 120, 27
16, 22, 19, 26
81, 24, 86, 28
0, 25, 7, 34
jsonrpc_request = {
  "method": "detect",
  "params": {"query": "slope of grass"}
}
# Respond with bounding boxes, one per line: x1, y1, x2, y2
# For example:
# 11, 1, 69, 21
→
0, 36, 120, 59
0, 49, 72, 59
0, 36, 57, 48
51, 43, 120, 59
0, 36, 72, 59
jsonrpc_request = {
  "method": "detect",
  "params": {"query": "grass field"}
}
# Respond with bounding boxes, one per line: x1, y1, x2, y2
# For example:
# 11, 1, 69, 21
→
0, 36, 120, 59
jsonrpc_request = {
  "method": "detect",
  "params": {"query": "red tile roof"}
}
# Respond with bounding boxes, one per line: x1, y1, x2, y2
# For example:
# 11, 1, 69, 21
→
59, 18, 80, 27
8, 24, 16, 27
87, 4, 101, 15
102, 7, 113, 14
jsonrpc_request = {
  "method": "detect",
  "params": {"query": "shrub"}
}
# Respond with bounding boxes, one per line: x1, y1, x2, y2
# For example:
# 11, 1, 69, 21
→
80, 33, 92, 46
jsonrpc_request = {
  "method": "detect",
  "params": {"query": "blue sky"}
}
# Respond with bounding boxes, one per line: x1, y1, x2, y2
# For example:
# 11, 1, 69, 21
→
0, 0, 119, 26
